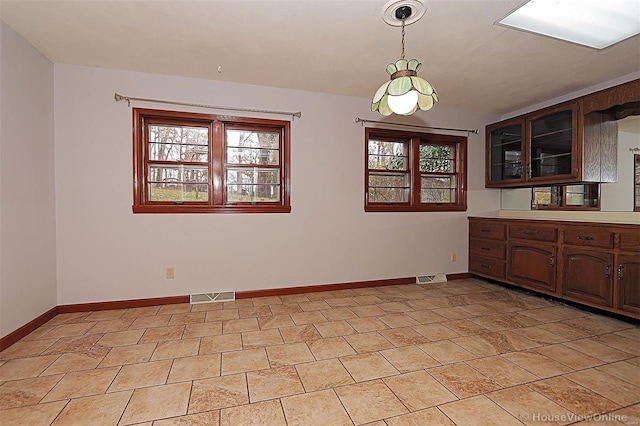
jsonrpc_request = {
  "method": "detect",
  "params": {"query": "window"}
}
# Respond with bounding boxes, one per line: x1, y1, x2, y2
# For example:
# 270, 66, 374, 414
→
365, 128, 467, 212
133, 109, 290, 213
532, 184, 600, 210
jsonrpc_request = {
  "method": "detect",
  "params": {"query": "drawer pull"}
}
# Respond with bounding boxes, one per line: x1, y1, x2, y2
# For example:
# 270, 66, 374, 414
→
618, 265, 624, 280
480, 264, 492, 269
480, 247, 491, 251
524, 231, 537, 235
577, 235, 594, 241
480, 229, 491, 233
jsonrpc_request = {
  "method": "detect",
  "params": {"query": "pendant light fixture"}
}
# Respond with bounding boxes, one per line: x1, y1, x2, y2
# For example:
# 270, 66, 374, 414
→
372, 0, 438, 116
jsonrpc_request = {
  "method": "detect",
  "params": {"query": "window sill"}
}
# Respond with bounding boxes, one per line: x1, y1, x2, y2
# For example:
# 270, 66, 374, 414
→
365, 204, 467, 213
132, 205, 291, 214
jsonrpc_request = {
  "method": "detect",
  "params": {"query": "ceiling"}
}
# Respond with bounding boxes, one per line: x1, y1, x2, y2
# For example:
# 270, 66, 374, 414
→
1, 0, 639, 116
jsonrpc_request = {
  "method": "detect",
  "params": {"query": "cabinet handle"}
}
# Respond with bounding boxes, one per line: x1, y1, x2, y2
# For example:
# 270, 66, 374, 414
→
480, 229, 491, 233
524, 231, 537, 235
480, 247, 491, 251
549, 256, 555, 267
527, 163, 532, 178
577, 235, 594, 241
480, 264, 492, 269
605, 264, 611, 279
618, 265, 624, 280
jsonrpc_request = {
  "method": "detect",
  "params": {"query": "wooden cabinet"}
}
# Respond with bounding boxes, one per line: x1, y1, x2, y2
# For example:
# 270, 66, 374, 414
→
614, 228, 640, 316
484, 80, 640, 188
616, 253, 640, 315
468, 219, 506, 280
508, 243, 557, 293
486, 102, 582, 187
468, 217, 639, 319
506, 222, 558, 293
562, 247, 613, 307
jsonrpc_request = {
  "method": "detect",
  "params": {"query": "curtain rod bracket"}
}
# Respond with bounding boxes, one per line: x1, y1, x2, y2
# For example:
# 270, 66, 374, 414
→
114, 92, 301, 120
355, 117, 478, 135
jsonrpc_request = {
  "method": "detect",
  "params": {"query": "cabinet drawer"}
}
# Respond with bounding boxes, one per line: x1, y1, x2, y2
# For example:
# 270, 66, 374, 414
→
563, 225, 613, 249
470, 238, 506, 260
509, 224, 558, 242
469, 221, 506, 240
617, 229, 640, 252
469, 256, 506, 279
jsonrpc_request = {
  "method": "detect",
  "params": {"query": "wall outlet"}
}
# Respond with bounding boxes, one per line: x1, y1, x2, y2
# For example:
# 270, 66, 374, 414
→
450, 252, 457, 262
166, 267, 175, 279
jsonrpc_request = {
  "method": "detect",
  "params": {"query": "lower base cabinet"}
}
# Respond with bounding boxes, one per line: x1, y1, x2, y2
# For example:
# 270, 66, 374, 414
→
468, 217, 639, 319
617, 253, 640, 315
507, 243, 556, 293
562, 247, 613, 307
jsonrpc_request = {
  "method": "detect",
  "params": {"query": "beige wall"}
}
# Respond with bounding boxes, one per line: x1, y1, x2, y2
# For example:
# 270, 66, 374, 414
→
53, 64, 500, 305
0, 22, 57, 337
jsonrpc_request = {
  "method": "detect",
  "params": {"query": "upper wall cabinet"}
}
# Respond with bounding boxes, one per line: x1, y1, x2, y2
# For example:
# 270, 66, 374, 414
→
485, 79, 639, 188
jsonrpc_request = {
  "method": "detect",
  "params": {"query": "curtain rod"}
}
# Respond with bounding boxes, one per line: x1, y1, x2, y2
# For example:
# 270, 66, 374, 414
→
114, 93, 302, 120
355, 117, 478, 134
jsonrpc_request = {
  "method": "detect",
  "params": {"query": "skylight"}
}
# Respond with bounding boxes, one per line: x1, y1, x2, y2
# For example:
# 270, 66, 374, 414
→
496, 0, 640, 49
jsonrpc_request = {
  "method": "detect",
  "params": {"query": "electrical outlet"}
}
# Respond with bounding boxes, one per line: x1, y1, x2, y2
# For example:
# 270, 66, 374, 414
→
166, 267, 175, 279
450, 252, 457, 262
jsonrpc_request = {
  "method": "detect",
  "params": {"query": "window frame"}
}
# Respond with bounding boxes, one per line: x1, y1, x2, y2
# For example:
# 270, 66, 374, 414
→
365, 127, 467, 212
531, 184, 600, 211
133, 108, 291, 214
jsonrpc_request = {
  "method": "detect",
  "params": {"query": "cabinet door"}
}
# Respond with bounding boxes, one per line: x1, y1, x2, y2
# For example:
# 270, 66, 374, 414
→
526, 102, 579, 184
562, 248, 613, 307
508, 243, 557, 293
486, 117, 525, 187
617, 253, 640, 315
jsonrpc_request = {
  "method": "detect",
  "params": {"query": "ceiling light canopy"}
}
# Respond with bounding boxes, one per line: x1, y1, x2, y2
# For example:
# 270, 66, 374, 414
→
372, 0, 438, 116
497, 0, 640, 49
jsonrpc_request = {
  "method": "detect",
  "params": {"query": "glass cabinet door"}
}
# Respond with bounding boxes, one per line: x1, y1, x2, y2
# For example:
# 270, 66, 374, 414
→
527, 102, 578, 181
486, 118, 525, 185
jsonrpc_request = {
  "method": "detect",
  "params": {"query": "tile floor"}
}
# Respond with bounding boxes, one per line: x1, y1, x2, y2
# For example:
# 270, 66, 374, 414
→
0, 278, 639, 425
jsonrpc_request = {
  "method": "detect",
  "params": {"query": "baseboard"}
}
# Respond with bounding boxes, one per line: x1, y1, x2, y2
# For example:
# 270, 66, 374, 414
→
1, 273, 470, 351
0, 306, 58, 351
236, 276, 416, 299
57, 295, 190, 313
447, 272, 473, 280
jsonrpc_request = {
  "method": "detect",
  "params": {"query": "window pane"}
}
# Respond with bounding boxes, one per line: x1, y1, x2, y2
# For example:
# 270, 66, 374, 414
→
533, 186, 559, 206
368, 140, 407, 171
148, 183, 209, 202
148, 165, 208, 183
368, 172, 409, 203
369, 187, 409, 203
227, 147, 279, 165
420, 144, 453, 172
226, 129, 279, 149
148, 143, 208, 162
149, 125, 208, 145
420, 175, 455, 203
226, 167, 280, 203
227, 185, 280, 202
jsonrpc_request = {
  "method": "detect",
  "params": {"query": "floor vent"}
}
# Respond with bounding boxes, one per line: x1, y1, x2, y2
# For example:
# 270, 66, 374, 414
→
416, 273, 448, 284
190, 291, 236, 304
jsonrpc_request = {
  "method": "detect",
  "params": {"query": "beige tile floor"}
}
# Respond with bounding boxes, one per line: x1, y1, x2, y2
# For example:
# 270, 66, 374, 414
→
1, 278, 639, 426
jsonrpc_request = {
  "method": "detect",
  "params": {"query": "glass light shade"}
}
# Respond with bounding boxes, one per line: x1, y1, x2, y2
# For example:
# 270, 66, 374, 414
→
497, 0, 640, 49
372, 59, 438, 116
388, 91, 419, 115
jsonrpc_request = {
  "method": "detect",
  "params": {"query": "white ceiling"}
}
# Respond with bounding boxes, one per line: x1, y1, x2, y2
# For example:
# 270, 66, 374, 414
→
1, 0, 639, 116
